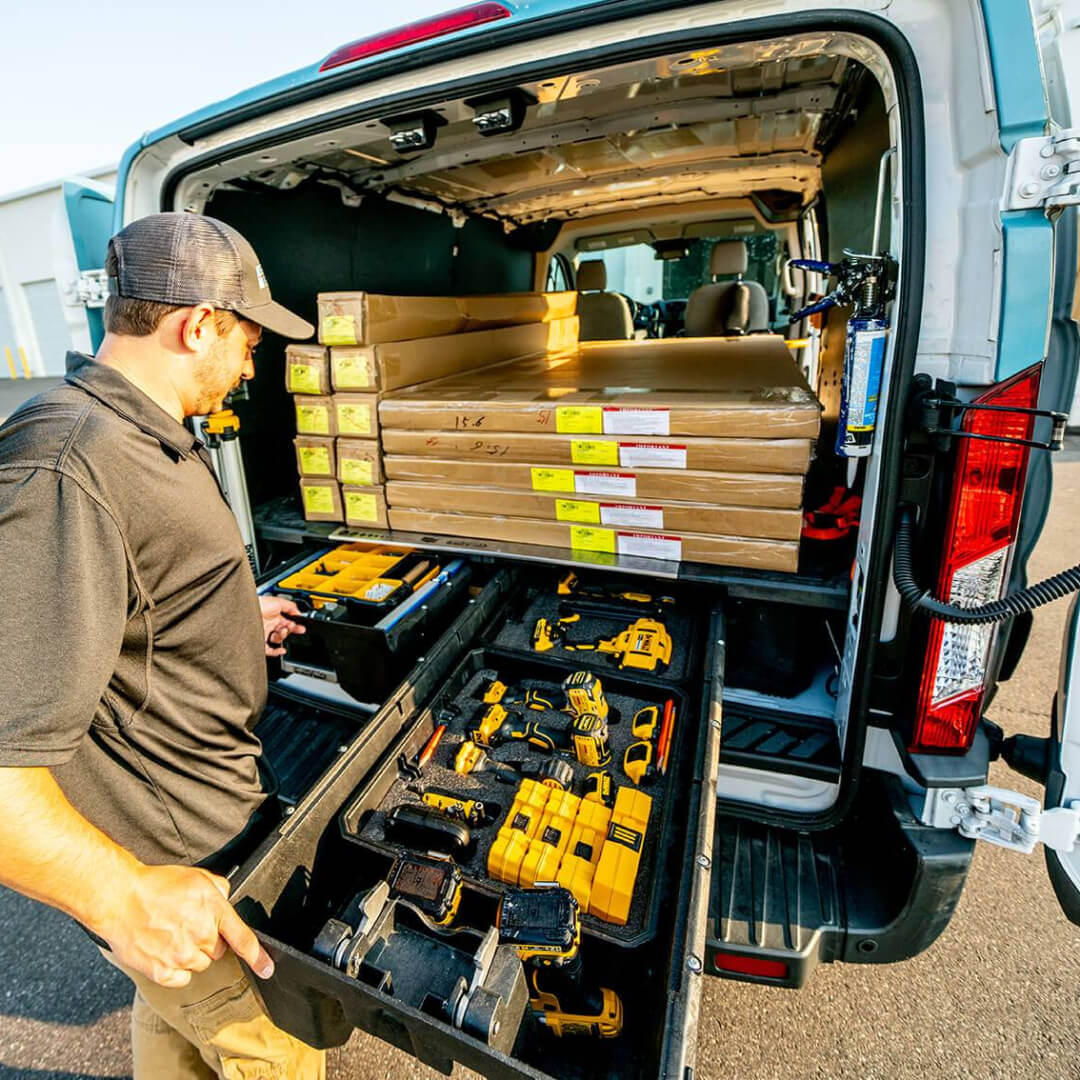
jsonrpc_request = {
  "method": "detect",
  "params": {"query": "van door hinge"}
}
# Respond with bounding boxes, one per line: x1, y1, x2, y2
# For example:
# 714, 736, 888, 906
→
922, 785, 1080, 854
73, 269, 109, 309
1002, 129, 1080, 213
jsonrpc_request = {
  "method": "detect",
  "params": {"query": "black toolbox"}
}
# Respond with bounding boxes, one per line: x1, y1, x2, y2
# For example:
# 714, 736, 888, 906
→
264, 543, 474, 701
231, 568, 724, 1079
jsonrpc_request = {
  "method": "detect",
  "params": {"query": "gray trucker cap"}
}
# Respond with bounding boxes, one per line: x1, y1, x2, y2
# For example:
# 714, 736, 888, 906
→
107, 212, 313, 340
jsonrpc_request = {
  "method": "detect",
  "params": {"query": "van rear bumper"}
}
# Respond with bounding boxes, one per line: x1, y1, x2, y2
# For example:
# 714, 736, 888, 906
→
706, 772, 974, 988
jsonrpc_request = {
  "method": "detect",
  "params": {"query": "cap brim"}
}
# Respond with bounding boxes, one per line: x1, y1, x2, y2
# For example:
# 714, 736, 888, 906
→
236, 299, 314, 340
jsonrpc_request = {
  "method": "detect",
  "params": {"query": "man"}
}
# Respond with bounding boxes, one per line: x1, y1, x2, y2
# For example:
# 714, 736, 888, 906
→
0, 212, 325, 1078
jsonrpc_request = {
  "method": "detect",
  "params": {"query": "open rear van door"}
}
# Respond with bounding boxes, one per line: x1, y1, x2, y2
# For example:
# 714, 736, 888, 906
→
62, 178, 114, 353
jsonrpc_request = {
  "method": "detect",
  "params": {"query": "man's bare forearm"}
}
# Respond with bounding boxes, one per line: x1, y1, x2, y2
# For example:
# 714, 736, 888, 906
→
0, 764, 273, 987
0, 766, 141, 935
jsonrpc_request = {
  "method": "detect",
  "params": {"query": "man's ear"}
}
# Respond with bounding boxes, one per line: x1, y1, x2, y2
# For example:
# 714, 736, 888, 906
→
179, 304, 217, 352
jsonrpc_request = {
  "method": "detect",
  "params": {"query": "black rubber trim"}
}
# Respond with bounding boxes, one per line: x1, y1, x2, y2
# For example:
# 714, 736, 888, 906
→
888, 726, 991, 790
158, 11, 925, 838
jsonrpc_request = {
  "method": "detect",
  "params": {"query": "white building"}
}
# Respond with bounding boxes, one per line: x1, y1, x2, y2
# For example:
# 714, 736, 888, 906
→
0, 166, 116, 381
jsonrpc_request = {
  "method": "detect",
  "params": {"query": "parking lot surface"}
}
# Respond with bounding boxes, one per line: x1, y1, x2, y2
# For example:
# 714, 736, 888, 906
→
1, 462, 1078, 1080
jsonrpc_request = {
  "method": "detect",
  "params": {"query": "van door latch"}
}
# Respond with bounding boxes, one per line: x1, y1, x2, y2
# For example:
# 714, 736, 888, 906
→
922, 785, 1080, 854
1002, 128, 1080, 213
72, 269, 108, 309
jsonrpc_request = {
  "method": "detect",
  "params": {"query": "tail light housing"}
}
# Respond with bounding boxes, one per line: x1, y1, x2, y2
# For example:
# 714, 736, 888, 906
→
319, 4, 512, 72
911, 363, 1043, 753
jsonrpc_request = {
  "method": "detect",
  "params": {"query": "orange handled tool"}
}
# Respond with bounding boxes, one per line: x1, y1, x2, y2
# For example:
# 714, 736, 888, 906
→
656, 699, 676, 775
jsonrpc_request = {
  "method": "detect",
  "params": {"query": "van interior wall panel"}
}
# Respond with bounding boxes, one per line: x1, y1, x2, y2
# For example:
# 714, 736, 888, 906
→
819, 81, 890, 263
207, 183, 532, 511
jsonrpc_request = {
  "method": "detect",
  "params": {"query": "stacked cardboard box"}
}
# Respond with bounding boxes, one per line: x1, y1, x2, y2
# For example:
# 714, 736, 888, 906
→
289, 292, 579, 528
379, 337, 822, 572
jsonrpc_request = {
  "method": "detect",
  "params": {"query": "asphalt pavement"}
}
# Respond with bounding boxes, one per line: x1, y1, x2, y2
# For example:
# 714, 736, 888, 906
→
1, 464, 1079, 1080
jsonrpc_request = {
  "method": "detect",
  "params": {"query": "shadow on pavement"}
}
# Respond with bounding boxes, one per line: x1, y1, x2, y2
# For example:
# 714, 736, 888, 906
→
0, 888, 131, 1025
0, 1069, 128, 1080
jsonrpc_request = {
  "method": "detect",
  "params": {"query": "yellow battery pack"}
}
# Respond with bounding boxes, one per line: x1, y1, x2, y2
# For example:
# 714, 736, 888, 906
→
589, 786, 652, 926
488, 780, 550, 884
555, 797, 612, 910
520, 788, 582, 887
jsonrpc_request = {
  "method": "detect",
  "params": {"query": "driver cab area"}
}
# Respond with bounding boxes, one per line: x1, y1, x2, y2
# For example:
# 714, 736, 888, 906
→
546, 213, 796, 342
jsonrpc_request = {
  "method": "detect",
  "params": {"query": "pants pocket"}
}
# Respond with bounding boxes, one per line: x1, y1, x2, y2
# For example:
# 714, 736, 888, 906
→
181, 975, 291, 1079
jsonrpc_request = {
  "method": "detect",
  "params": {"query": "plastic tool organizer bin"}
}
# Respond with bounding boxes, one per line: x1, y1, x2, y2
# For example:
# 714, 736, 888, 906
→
266, 543, 471, 701
343, 647, 692, 947
227, 573, 723, 1080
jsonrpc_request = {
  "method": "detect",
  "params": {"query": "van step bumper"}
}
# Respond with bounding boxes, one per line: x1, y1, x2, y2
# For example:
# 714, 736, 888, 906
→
705, 773, 975, 987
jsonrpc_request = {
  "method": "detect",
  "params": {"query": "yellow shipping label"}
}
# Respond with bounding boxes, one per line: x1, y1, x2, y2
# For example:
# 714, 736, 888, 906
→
556, 499, 601, 525
569, 525, 616, 553
556, 405, 603, 434
302, 484, 334, 515
321, 314, 357, 346
340, 458, 374, 486
337, 403, 373, 435
289, 363, 322, 394
298, 446, 331, 475
345, 491, 378, 521
531, 467, 575, 492
333, 351, 373, 389
296, 404, 330, 435
571, 439, 619, 466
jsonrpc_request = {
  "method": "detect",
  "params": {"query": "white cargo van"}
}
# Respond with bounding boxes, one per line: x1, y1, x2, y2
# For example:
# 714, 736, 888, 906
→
60, 2, 1080, 1076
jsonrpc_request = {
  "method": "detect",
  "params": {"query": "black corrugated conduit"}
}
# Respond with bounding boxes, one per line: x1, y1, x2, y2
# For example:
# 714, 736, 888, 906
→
893, 506, 1080, 625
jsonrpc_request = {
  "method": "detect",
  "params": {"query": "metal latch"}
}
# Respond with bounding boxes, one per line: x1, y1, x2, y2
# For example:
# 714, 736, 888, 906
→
923, 785, 1080, 854
72, 269, 109, 309
912, 378, 1068, 452
1002, 128, 1080, 213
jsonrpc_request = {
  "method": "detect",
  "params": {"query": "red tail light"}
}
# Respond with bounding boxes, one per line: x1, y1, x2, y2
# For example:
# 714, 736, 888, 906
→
712, 952, 789, 979
319, 3, 512, 72
911, 363, 1043, 753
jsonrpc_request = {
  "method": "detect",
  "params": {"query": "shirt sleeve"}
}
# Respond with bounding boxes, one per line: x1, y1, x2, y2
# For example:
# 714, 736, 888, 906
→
0, 467, 130, 766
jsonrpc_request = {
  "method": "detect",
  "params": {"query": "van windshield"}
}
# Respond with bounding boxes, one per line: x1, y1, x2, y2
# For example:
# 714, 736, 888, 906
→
574, 230, 784, 320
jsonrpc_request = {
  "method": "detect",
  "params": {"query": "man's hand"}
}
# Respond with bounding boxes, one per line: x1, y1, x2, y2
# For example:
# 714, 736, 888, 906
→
99, 863, 274, 988
259, 595, 305, 657
0, 767, 274, 991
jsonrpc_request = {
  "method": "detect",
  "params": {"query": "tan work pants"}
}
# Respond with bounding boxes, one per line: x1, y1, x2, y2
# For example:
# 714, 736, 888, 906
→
101, 948, 326, 1080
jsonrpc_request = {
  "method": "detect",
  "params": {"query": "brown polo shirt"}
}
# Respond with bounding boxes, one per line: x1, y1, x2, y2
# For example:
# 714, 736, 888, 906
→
0, 353, 268, 867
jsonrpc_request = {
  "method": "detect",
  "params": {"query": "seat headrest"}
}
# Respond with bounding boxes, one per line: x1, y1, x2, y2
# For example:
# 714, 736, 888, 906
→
576, 260, 607, 291
710, 241, 748, 277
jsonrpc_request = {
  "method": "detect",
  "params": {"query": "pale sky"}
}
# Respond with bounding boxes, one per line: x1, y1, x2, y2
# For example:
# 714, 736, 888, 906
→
1, 0, 450, 197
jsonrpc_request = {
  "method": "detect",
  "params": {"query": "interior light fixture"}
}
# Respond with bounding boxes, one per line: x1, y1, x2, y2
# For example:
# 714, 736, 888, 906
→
383, 110, 447, 153
465, 89, 535, 136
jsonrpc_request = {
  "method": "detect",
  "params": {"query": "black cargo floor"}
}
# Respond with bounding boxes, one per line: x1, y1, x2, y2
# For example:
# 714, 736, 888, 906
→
343, 648, 690, 947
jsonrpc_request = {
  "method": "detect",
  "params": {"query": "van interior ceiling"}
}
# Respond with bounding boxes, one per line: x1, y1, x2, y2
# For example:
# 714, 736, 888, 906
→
179, 31, 898, 810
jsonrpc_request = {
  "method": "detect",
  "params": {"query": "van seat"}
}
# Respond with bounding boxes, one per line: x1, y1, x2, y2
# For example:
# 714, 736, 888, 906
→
684, 242, 769, 336
576, 260, 634, 341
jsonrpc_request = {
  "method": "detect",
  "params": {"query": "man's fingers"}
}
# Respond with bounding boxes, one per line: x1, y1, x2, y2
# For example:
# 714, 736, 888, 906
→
195, 868, 231, 900
154, 967, 193, 989
218, 904, 274, 979
208, 936, 229, 961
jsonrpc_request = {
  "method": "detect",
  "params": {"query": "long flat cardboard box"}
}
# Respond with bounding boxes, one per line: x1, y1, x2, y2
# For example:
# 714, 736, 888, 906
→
379, 336, 820, 438
382, 456, 804, 508
387, 507, 799, 572
318, 290, 577, 345
328, 317, 578, 392
380, 429, 813, 475
385, 481, 802, 540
